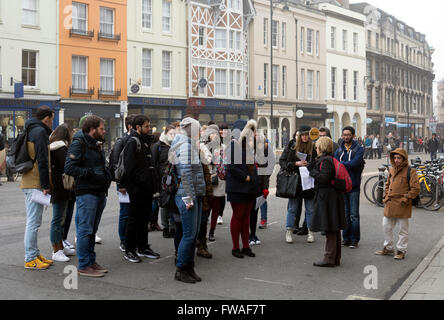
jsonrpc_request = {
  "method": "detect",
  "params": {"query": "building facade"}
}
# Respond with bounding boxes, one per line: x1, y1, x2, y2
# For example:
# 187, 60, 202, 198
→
436, 79, 444, 135
250, 0, 327, 149
187, 0, 256, 126
351, 3, 435, 140
0, 0, 60, 145
314, 1, 367, 141
59, 0, 127, 150
127, 0, 188, 133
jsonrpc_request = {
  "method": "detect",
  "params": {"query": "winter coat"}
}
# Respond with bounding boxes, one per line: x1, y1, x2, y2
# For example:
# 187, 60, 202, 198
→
209, 145, 226, 197
151, 133, 171, 193
383, 148, 420, 219
50, 141, 74, 203
170, 133, 206, 199
20, 118, 52, 190
109, 130, 132, 189
123, 130, 156, 195
309, 154, 346, 232
64, 130, 112, 197
225, 119, 260, 203
428, 138, 439, 153
334, 140, 365, 192
278, 139, 317, 199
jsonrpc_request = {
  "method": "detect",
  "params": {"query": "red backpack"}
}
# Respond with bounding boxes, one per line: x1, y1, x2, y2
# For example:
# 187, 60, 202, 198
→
321, 157, 353, 193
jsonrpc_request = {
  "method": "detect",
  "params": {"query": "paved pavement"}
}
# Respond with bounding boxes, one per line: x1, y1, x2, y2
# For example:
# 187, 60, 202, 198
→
0, 153, 443, 300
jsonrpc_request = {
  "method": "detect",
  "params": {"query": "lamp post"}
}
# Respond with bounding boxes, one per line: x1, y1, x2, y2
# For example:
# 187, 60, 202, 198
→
405, 45, 421, 154
270, 0, 289, 147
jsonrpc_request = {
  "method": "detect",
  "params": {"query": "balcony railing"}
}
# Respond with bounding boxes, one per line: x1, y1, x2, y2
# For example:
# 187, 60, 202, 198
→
70, 87, 95, 96
69, 28, 95, 38
98, 32, 121, 41
98, 88, 121, 97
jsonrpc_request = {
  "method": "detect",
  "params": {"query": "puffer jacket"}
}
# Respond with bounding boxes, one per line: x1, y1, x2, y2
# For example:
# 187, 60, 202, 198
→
64, 130, 112, 197
383, 148, 420, 219
170, 133, 206, 199
50, 140, 72, 203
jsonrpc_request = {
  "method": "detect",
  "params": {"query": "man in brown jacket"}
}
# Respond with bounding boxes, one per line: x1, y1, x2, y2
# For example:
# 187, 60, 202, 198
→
376, 148, 420, 260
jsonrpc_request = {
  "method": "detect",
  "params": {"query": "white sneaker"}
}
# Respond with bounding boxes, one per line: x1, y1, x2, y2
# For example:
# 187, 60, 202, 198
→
95, 235, 102, 244
63, 240, 75, 249
254, 237, 261, 245
217, 216, 223, 225
52, 250, 70, 262
63, 246, 76, 256
286, 230, 293, 243
249, 239, 256, 246
307, 231, 315, 243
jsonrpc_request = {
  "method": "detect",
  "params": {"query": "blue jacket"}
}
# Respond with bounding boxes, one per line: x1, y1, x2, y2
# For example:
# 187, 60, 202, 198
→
170, 133, 206, 199
334, 140, 364, 192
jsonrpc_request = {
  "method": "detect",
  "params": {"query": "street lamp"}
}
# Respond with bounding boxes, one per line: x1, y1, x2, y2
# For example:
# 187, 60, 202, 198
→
270, 0, 289, 147
405, 45, 421, 154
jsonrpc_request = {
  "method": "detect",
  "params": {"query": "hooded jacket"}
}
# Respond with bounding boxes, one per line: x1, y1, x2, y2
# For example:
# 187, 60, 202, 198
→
64, 130, 111, 196
383, 148, 420, 219
225, 119, 260, 203
334, 140, 365, 192
20, 118, 52, 190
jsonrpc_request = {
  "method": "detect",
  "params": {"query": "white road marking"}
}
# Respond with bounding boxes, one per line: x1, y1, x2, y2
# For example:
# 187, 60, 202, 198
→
345, 295, 380, 300
244, 277, 293, 287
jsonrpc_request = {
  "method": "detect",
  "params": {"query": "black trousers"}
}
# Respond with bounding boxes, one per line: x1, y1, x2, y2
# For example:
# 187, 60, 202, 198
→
198, 210, 210, 241
324, 231, 342, 265
125, 193, 153, 253
250, 206, 259, 237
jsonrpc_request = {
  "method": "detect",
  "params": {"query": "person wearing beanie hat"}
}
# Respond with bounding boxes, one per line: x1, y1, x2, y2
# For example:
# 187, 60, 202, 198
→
225, 119, 259, 258
279, 125, 317, 244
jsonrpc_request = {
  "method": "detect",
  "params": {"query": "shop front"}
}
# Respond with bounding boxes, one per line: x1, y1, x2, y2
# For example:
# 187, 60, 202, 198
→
256, 105, 294, 150
0, 97, 60, 146
128, 97, 188, 134
295, 104, 329, 131
61, 101, 121, 153
187, 98, 255, 127
367, 114, 383, 136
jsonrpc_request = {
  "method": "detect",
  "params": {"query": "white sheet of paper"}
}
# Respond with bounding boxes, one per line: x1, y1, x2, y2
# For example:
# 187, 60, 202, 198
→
118, 191, 130, 204
297, 152, 308, 161
182, 196, 193, 207
299, 167, 314, 191
255, 196, 267, 210
31, 189, 51, 207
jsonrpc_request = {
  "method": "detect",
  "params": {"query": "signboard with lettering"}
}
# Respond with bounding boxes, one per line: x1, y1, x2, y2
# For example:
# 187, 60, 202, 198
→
14, 83, 24, 99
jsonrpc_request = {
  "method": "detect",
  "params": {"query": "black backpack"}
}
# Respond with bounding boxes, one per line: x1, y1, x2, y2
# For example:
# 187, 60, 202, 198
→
6, 128, 35, 174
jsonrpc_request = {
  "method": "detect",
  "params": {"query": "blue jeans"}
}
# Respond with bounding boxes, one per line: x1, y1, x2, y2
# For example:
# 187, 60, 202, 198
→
75, 194, 107, 270
119, 203, 130, 243
23, 189, 44, 262
286, 197, 313, 230
431, 152, 437, 161
151, 198, 159, 223
260, 201, 268, 221
175, 195, 202, 269
343, 191, 360, 243
51, 201, 69, 245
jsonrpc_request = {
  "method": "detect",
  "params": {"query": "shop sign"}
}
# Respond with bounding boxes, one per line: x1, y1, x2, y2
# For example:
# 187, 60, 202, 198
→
14, 83, 24, 99
385, 117, 396, 123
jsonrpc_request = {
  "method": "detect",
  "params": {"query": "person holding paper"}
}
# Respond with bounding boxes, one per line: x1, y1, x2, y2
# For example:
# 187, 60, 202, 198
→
49, 124, 76, 262
64, 115, 112, 277
171, 117, 206, 284
122, 115, 160, 264
279, 125, 317, 244
21, 106, 55, 270
309, 137, 346, 267
226, 119, 260, 259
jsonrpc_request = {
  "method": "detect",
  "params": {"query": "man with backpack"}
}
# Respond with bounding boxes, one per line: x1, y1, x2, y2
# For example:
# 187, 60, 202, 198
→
122, 114, 160, 263
64, 115, 112, 277
109, 114, 135, 252
334, 126, 364, 249
375, 148, 420, 260
20, 106, 54, 270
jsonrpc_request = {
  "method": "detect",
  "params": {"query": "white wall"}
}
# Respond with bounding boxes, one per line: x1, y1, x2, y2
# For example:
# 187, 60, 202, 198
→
0, 0, 58, 95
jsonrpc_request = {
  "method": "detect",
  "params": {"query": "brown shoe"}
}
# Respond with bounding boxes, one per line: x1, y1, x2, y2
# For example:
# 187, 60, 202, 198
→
78, 266, 105, 277
196, 238, 213, 259
394, 251, 406, 260
91, 262, 108, 273
375, 247, 395, 256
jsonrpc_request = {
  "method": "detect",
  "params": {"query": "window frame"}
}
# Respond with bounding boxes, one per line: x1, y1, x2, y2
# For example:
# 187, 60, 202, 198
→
72, 2, 88, 33
162, 51, 172, 89
100, 58, 115, 93
142, 48, 152, 88
142, 0, 152, 30
162, 0, 171, 34
100, 7, 114, 37
72, 55, 88, 91
22, 0, 39, 27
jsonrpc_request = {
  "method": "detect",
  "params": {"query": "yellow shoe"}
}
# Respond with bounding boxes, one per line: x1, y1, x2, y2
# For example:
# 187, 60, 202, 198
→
37, 255, 54, 266
24, 258, 50, 270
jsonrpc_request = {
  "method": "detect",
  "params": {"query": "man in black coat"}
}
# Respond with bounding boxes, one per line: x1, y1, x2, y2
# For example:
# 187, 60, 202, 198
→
122, 114, 160, 263
428, 134, 439, 160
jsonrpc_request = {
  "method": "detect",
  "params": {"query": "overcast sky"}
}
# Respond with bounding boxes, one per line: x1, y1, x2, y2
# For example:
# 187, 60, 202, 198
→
350, 0, 444, 100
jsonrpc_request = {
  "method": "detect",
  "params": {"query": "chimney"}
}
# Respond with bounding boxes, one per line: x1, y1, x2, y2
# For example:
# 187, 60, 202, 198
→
336, 0, 350, 8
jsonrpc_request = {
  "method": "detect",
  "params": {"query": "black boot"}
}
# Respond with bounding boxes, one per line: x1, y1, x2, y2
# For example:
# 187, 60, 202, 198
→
208, 229, 215, 242
297, 226, 308, 236
175, 267, 196, 283
187, 264, 202, 282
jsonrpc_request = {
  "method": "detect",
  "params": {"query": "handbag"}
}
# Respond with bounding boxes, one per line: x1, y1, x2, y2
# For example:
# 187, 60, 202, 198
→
276, 169, 299, 199
211, 174, 219, 186
62, 173, 75, 190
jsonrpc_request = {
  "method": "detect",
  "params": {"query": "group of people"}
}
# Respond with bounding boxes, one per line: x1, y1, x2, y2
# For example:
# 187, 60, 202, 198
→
18, 106, 420, 284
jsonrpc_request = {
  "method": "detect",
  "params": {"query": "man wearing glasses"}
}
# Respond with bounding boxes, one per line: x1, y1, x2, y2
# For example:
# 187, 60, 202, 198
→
334, 126, 365, 249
